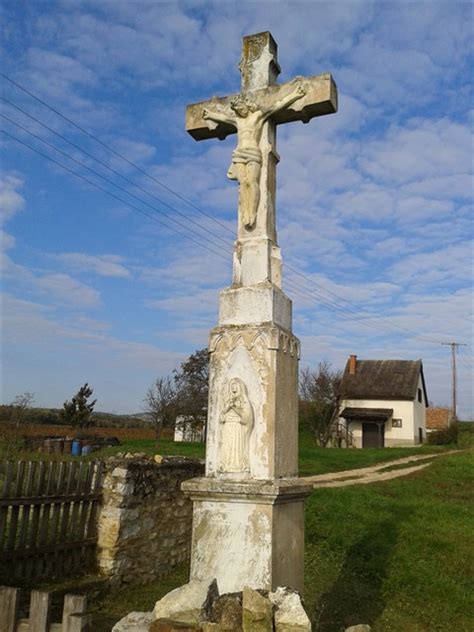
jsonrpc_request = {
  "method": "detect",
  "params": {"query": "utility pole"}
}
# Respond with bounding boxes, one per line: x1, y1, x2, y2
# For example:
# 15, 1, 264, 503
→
441, 342, 467, 420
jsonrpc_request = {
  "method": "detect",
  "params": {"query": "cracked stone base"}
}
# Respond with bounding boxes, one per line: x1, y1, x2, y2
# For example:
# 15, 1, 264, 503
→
182, 478, 311, 594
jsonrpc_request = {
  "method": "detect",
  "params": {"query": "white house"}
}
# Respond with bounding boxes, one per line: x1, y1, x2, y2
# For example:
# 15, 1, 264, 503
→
338, 355, 428, 448
174, 415, 206, 443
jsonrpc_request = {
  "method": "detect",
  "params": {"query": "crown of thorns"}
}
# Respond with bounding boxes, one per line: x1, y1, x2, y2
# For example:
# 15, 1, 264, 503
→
230, 95, 258, 111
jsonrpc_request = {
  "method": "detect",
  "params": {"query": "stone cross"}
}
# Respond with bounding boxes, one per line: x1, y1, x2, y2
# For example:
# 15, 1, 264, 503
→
186, 31, 337, 287
181, 32, 338, 595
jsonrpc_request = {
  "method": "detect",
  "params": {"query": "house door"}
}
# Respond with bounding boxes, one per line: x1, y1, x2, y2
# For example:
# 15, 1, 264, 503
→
362, 422, 385, 448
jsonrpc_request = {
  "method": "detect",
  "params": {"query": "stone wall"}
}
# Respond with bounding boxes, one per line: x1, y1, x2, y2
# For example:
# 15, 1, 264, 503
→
97, 455, 204, 585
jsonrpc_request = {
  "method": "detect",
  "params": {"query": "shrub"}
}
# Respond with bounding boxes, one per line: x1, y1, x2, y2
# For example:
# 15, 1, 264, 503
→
427, 422, 459, 445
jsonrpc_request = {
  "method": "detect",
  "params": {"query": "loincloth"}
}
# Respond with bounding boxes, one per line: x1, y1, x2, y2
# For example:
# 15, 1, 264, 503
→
231, 147, 262, 165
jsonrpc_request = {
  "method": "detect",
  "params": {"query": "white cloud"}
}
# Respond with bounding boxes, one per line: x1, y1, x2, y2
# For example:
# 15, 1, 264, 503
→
110, 138, 156, 165
55, 252, 131, 278
358, 118, 472, 184
0, 173, 25, 224
35, 273, 101, 307
1, 229, 16, 250
388, 241, 473, 289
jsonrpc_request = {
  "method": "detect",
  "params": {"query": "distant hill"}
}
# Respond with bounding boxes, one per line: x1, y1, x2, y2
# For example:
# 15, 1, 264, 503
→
0, 405, 153, 428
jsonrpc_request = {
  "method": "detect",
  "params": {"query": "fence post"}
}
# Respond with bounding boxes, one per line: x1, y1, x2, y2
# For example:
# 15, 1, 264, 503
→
29, 590, 51, 632
0, 586, 19, 632
68, 614, 91, 632
62, 594, 87, 632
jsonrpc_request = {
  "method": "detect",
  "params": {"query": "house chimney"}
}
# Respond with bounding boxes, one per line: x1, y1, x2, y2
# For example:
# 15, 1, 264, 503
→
349, 354, 357, 375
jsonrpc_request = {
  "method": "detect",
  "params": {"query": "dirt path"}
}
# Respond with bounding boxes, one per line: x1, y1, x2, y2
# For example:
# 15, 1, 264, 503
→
301, 450, 460, 488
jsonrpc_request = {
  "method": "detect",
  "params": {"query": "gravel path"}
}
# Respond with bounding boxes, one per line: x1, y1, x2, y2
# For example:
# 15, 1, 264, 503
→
301, 450, 460, 488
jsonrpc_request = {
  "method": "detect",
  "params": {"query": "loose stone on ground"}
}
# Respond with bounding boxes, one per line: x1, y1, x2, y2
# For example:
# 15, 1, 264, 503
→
242, 587, 273, 631
270, 587, 311, 631
110, 611, 154, 632
153, 580, 218, 625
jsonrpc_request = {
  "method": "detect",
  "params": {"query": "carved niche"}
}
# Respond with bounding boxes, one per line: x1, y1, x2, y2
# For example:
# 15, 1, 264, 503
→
217, 377, 254, 474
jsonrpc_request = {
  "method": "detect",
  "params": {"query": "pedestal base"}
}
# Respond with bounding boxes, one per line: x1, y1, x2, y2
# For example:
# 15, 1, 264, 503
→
182, 477, 312, 594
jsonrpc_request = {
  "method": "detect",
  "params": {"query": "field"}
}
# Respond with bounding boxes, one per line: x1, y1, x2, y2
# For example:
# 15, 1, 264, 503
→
2, 423, 473, 630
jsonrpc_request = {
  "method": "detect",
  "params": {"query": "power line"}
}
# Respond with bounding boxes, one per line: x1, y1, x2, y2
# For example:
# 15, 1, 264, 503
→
0, 96, 232, 248
2, 116, 450, 344
1, 72, 235, 237
1, 114, 230, 258
1, 129, 229, 262
0, 75, 460, 346
286, 276, 443, 342
285, 264, 446, 344
285, 270, 445, 344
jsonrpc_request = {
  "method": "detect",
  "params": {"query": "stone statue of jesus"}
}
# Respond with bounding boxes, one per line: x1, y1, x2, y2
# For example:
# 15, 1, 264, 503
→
203, 81, 306, 229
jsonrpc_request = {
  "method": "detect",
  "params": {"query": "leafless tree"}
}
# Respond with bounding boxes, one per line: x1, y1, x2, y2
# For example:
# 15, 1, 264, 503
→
299, 361, 341, 446
144, 376, 177, 440
10, 391, 35, 428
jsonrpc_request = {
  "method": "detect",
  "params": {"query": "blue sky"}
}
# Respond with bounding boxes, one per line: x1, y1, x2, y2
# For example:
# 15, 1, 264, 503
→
1, 1, 473, 417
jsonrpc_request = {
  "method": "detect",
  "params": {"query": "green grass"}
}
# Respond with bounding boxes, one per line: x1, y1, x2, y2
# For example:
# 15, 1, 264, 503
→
298, 429, 451, 476
93, 437, 206, 460
35, 448, 471, 632
304, 451, 474, 631
3, 427, 472, 630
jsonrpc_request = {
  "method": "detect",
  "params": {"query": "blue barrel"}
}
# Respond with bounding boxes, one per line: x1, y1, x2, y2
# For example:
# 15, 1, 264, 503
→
81, 445, 92, 456
71, 440, 81, 456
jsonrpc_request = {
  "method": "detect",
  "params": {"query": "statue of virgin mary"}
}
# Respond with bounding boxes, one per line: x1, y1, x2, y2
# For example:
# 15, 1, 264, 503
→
218, 377, 254, 474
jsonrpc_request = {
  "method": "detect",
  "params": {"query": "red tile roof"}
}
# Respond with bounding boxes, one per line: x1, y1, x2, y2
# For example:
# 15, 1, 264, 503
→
426, 407, 452, 430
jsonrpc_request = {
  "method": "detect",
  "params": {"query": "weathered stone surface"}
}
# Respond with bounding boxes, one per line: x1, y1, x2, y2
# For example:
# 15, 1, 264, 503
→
150, 619, 203, 632
97, 457, 203, 585
183, 478, 310, 593
242, 587, 273, 632
345, 626, 371, 632
210, 593, 242, 630
111, 611, 154, 632
154, 580, 218, 625
270, 587, 311, 631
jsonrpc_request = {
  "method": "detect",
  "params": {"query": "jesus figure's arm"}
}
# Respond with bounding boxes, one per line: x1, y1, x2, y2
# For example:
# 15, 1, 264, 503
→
203, 108, 235, 127
263, 83, 306, 119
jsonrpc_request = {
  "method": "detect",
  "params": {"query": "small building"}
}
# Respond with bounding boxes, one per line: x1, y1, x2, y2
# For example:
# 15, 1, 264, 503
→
426, 407, 453, 433
174, 415, 205, 443
338, 355, 428, 448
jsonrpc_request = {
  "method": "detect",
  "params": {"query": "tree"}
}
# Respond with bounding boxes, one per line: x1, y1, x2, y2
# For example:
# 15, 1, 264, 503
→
10, 392, 35, 428
299, 361, 341, 446
174, 348, 209, 430
60, 383, 97, 428
144, 376, 177, 440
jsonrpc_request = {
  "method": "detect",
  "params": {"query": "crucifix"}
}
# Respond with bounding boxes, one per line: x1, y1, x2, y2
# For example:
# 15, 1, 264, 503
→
187, 31, 337, 288
179, 32, 337, 595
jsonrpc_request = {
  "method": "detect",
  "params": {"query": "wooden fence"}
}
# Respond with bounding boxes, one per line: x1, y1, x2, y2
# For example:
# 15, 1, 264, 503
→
0, 586, 91, 632
0, 461, 103, 581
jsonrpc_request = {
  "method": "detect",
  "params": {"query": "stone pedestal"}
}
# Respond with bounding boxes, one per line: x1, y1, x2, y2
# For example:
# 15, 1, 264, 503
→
182, 278, 309, 592
182, 478, 312, 594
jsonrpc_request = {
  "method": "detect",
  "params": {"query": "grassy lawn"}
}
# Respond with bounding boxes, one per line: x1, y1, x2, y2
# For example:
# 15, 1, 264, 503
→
304, 450, 473, 631
298, 429, 450, 476
34, 448, 470, 631
2, 425, 472, 630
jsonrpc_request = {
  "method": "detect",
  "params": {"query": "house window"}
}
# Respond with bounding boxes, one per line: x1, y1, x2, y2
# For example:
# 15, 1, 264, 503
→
392, 418, 402, 428
418, 388, 422, 403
